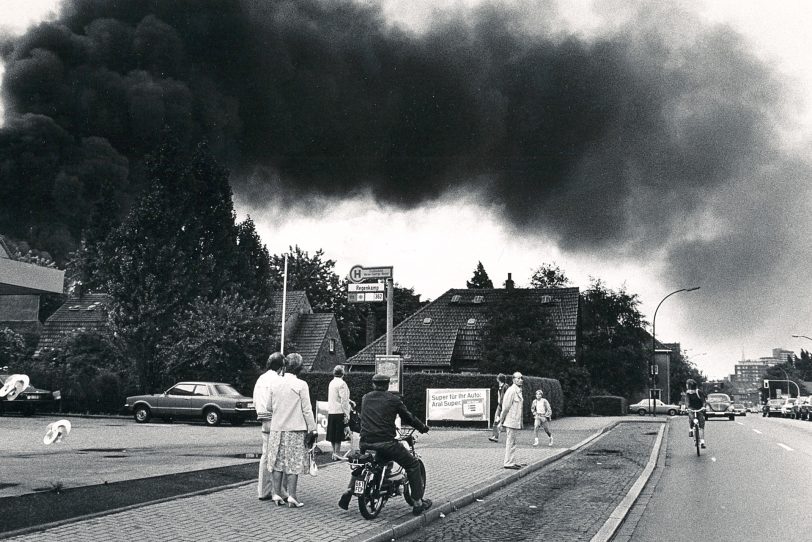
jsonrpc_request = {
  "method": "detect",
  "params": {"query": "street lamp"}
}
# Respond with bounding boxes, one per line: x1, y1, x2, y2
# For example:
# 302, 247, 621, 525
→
650, 287, 700, 416
792, 334, 812, 342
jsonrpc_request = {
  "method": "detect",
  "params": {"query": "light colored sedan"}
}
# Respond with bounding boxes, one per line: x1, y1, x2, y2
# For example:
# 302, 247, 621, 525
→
629, 399, 681, 416
124, 381, 255, 426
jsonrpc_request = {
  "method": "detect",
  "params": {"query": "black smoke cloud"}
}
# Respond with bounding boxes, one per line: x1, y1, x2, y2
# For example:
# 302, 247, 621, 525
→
1, 0, 809, 335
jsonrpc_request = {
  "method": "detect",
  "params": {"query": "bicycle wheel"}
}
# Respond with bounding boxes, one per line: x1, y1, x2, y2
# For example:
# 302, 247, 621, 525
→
358, 471, 387, 519
403, 458, 427, 506
694, 425, 701, 456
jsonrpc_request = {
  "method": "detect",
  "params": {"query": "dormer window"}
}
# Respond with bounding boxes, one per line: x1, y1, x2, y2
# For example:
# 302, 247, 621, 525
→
473, 296, 484, 304
450, 295, 461, 303
466, 318, 477, 326
423, 318, 432, 325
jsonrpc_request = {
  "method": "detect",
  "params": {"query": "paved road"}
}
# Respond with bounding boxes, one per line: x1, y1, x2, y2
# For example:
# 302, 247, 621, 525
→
398, 422, 660, 541
616, 414, 812, 541
0, 415, 260, 497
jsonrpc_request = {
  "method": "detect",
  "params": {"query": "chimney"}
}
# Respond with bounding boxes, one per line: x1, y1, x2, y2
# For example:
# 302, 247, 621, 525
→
505, 273, 514, 290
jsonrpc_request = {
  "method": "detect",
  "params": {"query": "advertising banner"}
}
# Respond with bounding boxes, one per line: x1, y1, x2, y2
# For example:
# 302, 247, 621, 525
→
425, 388, 490, 423
375, 355, 402, 393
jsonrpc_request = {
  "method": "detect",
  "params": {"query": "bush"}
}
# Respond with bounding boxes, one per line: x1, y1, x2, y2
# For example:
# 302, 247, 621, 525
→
300, 371, 563, 425
588, 395, 628, 416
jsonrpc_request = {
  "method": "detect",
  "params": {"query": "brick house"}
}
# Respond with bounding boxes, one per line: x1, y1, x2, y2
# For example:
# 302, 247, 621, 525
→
346, 284, 579, 373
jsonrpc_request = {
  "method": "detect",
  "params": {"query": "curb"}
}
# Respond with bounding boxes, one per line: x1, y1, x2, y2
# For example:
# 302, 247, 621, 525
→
589, 421, 667, 542
355, 418, 665, 542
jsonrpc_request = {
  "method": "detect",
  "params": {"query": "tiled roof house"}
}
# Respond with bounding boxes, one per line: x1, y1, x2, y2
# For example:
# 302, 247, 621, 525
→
271, 291, 346, 372
347, 286, 580, 373
35, 293, 111, 355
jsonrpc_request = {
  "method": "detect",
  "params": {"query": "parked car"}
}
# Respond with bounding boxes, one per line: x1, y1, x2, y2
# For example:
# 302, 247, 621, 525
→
629, 399, 681, 416
732, 403, 747, 416
124, 381, 255, 426
0, 374, 57, 416
705, 393, 735, 420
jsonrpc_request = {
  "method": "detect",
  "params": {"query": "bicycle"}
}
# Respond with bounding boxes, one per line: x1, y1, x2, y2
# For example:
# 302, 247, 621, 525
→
687, 407, 705, 456
346, 426, 426, 519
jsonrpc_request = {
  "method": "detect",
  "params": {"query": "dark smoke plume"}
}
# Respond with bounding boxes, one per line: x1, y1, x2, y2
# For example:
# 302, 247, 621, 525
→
1, 1, 809, 345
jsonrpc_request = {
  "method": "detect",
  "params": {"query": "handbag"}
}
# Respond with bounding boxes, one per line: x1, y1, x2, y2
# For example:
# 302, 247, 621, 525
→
307, 448, 318, 476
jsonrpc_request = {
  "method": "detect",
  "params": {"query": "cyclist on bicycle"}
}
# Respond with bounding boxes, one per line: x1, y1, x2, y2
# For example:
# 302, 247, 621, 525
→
685, 378, 707, 449
338, 373, 431, 516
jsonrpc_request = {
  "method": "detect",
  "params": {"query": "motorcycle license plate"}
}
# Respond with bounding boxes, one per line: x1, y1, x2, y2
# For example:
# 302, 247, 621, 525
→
353, 480, 366, 495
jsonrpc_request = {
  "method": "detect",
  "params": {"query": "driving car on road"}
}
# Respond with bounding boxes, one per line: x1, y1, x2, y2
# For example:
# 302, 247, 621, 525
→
629, 398, 681, 416
0, 374, 56, 416
792, 396, 809, 420
705, 393, 735, 420
780, 397, 797, 418
732, 403, 747, 416
125, 381, 255, 426
765, 398, 787, 417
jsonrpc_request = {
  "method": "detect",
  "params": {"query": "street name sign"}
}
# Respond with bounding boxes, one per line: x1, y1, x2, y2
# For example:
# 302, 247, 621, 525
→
348, 283, 385, 293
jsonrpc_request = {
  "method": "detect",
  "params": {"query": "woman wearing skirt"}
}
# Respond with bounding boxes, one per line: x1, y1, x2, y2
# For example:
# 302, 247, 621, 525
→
326, 365, 351, 460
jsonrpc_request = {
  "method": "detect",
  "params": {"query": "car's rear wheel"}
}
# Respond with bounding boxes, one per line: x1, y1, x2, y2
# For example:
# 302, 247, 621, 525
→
667, 409, 677, 416
637, 409, 647, 416
134, 405, 151, 423
204, 407, 221, 426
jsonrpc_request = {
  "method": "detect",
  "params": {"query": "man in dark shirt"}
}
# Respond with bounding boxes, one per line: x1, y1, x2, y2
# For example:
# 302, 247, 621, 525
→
338, 373, 431, 516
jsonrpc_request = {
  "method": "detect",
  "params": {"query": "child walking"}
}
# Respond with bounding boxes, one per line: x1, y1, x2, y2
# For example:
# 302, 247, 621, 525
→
531, 389, 553, 447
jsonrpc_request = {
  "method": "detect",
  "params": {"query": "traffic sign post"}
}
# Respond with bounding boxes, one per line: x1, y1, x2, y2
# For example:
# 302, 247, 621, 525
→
347, 265, 395, 356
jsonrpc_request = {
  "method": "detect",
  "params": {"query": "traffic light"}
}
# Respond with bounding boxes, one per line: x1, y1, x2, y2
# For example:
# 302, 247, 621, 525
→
764, 379, 769, 388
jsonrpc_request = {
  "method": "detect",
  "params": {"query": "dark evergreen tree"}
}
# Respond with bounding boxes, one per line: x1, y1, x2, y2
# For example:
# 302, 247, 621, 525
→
233, 216, 273, 307
467, 261, 493, 289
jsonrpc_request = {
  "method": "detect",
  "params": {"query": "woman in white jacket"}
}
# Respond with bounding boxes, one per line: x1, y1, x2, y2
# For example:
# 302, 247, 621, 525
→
267, 353, 318, 508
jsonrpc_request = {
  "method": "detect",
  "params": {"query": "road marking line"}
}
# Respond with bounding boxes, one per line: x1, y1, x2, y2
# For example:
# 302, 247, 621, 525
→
752, 429, 762, 434
777, 443, 794, 451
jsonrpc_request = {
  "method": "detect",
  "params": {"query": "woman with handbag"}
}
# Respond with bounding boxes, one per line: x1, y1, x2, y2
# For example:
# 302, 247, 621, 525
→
266, 353, 318, 508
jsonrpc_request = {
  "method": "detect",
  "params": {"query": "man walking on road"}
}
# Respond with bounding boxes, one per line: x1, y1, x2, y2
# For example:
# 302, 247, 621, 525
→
498, 372, 524, 469
253, 352, 285, 500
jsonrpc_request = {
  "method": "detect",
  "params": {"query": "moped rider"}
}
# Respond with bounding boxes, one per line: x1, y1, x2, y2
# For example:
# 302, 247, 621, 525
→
338, 373, 431, 516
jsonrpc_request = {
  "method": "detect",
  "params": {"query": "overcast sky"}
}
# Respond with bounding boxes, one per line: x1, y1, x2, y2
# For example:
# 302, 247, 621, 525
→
4, 0, 812, 379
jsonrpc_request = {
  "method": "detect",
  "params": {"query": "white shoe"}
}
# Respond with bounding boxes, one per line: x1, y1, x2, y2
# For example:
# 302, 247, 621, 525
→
533, 438, 539, 446
548, 437, 553, 447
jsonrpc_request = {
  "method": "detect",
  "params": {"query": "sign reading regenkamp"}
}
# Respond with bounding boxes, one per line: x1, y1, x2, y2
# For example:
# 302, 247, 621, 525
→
426, 388, 490, 423
375, 355, 402, 393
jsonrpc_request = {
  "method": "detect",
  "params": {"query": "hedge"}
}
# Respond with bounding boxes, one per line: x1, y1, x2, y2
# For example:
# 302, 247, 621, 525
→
587, 395, 628, 416
299, 371, 563, 425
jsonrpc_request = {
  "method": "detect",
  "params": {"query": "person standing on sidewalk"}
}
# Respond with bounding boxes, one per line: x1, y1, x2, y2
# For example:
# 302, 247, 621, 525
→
267, 353, 318, 508
488, 373, 509, 443
498, 372, 524, 469
531, 389, 553, 447
326, 365, 351, 461
253, 352, 285, 501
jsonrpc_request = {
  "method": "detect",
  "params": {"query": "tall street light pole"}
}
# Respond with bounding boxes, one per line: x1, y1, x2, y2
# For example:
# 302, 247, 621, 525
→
650, 287, 700, 416
792, 334, 812, 342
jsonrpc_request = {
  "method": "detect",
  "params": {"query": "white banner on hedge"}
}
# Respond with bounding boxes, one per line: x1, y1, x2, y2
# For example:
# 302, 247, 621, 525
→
315, 400, 328, 440
426, 388, 490, 422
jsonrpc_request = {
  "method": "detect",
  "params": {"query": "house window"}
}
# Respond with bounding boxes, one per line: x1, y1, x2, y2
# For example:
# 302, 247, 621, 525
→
329, 338, 336, 353
473, 295, 484, 304
423, 318, 432, 325
466, 318, 476, 326
450, 295, 461, 303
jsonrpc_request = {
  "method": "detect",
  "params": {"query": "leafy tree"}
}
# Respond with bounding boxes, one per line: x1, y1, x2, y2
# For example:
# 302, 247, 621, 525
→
269, 246, 367, 357
157, 293, 272, 392
579, 279, 649, 396
96, 138, 240, 391
467, 261, 494, 289
0, 327, 27, 369
530, 262, 571, 288
668, 350, 705, 403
